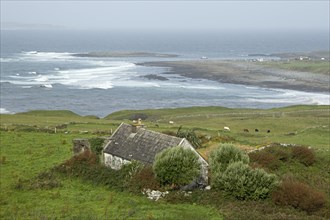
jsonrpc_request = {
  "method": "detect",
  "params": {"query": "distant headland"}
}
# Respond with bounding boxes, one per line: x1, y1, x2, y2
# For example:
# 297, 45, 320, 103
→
73, 51, 178, 58
248, 51, 329, 60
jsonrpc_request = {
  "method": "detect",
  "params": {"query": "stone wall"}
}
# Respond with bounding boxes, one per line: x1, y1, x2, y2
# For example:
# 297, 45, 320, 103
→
72, 138, 91, 155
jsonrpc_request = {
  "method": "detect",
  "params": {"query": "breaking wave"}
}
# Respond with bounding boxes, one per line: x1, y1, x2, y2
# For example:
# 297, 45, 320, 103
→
20, 51, 74, 61
1, 50, 329, 116
0, 108, 13, 114
246, 89, 330, 105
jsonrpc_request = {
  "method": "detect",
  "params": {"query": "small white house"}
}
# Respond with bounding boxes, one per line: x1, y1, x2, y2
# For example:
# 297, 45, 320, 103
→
102, 122, 209, 185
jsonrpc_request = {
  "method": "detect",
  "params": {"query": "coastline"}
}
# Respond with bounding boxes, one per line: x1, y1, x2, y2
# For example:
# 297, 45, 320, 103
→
139, 60, 329, 93
73, 51, 178, 58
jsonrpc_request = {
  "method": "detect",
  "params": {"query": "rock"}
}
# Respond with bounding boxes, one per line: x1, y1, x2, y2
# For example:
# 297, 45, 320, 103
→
205, 185, 211, 190
72, 139, 90, 155
142, 74, 169, 81
143, 189, 169, 201
181, 181, 199, 191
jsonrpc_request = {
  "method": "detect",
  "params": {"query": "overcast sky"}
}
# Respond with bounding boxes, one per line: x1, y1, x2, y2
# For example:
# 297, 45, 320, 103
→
1, 1, 329, 31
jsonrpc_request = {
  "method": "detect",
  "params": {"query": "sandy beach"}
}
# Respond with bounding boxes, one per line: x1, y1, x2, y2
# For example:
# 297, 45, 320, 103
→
140, 60, 329, 93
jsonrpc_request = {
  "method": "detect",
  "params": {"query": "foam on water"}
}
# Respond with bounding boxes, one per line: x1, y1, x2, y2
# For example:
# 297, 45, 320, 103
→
54, 62, 136, 89
3, 53, 227, 90
0, 57, 20, 62
246, 89, 330, 105
1, 49, 329, 116
0, 108, 13, 114
34, 75, 50, 82
20, 51, 74, 61
1, 52, 139, 89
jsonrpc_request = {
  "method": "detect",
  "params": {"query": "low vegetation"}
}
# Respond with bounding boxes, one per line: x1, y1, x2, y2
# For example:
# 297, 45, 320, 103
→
260, 60, 330, 75
0, 132, 221, 219
1, 105, 329, 219
272, 176, 326, 213
209, 144, 278, 200
209, 143, 250, 173
216, 161, 278, 200
153, 146, 201, 187
291, 146, 316, 166
176, 126, 202, 148
249, 144, 316, 171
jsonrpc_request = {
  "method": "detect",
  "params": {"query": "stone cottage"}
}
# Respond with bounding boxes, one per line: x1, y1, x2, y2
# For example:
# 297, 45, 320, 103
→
103, 121, 208, 185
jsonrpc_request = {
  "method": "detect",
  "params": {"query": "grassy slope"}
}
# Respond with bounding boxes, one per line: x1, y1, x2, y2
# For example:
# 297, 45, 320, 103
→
106, 105, 330, 150
1, 105, 329, 219
2, 106, 329, 150
0, 131, 221, 219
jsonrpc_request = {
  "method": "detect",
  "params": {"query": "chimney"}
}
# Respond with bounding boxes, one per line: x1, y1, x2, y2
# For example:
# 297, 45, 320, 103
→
131, 118, 144, 133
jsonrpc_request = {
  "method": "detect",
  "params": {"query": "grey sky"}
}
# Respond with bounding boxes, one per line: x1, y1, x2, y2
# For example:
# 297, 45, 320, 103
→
1, 1, 329, 31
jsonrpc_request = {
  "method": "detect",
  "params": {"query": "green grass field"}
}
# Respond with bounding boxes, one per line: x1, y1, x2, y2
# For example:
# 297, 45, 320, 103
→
1, 105, 329, 219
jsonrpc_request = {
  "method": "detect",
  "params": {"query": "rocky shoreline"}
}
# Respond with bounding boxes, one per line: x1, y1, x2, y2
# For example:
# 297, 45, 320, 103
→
139, 60, 329, 93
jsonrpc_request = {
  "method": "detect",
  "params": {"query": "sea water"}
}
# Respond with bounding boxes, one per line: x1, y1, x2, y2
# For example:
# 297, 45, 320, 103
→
1, 30, 329, 117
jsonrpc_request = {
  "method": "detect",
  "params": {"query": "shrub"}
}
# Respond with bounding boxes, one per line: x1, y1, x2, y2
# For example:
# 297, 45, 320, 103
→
55, 151, 129, 191
267, 146, 291, 162
69, 150, 98, 166
209, 143, 249, 174
176, 126, 202, 149
272, 177, 326, 213
120, 160, 144, 180
30, 170, 61, 189
291, 146, 316, 166
213, 162, 278, 200
129, 166, 160, 192
89, 137, 105, 156
153, 146, 201, 187
249, 151, 280, 170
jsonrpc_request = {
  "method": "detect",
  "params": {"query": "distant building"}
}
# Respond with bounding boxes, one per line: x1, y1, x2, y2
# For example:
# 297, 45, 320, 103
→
102, 122, 208, 185
299, 56, 311, 61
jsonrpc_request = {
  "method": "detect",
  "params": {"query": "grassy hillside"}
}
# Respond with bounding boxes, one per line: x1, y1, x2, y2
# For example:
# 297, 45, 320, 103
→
0, 129, 221, 219
1, 105, 329, 219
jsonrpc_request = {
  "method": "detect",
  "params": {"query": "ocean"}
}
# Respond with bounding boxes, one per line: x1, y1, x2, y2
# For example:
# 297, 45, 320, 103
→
1, 30, 329, 117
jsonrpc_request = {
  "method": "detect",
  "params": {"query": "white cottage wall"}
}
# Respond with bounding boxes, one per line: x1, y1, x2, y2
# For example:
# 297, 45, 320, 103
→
104, 153, 131, 170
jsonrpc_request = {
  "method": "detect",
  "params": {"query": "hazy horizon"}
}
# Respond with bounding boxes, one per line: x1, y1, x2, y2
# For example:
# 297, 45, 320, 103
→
1, 1, 329, 31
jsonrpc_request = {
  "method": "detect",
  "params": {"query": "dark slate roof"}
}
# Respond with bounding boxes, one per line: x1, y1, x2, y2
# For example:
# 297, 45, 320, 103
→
103, 123, 185, 164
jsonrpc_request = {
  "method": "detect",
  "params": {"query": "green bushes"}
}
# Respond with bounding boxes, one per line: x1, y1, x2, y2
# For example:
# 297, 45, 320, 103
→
272, 177, 326, 213
176, 126, 202, 149
215, 162, 278, 200
55, 151, 160, 192
129, 166, 160, 192
89, 137, 105, 156
55, 151, 126, 190
209, 143, 249, 173
153, 146, 201, 187
209, 144, 278, 200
